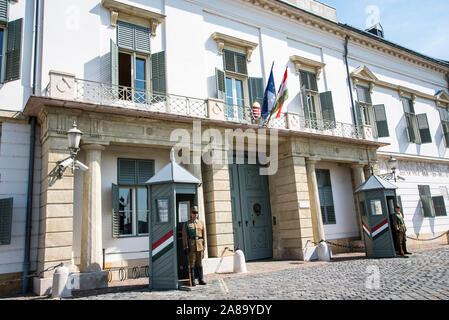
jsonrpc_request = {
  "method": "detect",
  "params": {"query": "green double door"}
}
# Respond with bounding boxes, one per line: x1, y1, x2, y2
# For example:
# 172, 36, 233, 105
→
229, 164, 273, 261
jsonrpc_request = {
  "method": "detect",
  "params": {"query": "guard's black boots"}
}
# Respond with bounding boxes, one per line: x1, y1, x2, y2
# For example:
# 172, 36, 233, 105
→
197, 267, 207, 285
190, 268, 196, 286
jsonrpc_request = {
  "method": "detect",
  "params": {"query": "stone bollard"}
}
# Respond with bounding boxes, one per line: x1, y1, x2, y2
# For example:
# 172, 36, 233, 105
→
233, 250, 247, 273
51, 266, 72, 298
317, 242, 332, 261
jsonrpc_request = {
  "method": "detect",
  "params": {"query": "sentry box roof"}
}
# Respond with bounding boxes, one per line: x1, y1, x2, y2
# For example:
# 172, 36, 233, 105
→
355, 173, 398, 193
146, 149, 201, 185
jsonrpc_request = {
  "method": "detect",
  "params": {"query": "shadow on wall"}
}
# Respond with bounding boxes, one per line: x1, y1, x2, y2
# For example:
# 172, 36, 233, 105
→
84, 52, 111, 84
411, 202, 424, 235
435, 125, 447, 158
395, 115, 409, 154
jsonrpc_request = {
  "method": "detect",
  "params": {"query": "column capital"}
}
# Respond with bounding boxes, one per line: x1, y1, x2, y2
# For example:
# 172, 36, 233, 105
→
350, 162, 367, 169
81, 143, 106, 152
305, 157, 320, 165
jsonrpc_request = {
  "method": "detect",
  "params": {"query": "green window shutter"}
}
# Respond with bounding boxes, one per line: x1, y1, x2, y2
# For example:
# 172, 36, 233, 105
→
416, 114, 432, 144
0, 197, 13, 245
418, 185, 435, 217
235, 53, 247, 75
223, 50, 235, 73
118, 158, 137, 185
432, 196, 447, 217
117, 21, 134, 50
438, 107, 449, 148
4, 18, 22, 82
442, 122, 449, 148
316, 169, 336, 225
137, 160, 154, 185
301, 85, 310, 120
151, 51, 166, 94
249, 77, 264, 106
110, 39, 119, 87
405, 113, 417, 143
112, 184, 120, 238
356, 86, 371, 104
0, 0, 7, 23
319, 91, 336, 128
373, 104, 390, 137
354, 101, 363, 126
134, 25, 150, 53
215, 67, 226, 100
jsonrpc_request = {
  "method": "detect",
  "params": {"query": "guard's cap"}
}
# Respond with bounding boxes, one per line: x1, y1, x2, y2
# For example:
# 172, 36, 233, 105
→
191, 206, 199, 214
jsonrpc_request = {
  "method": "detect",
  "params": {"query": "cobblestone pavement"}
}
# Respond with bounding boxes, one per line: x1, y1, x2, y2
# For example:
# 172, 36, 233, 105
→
73, 247, 449, 300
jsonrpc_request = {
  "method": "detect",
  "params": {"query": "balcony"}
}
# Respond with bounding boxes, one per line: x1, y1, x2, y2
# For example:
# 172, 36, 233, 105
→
45, 70, 364, 140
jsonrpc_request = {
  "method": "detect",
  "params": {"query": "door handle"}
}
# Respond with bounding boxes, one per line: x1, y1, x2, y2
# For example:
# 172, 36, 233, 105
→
245, 221, 248, 227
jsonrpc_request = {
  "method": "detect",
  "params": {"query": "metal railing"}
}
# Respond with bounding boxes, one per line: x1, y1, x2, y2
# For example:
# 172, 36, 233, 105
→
73, 79, 208, 118
49, 78, 361, 140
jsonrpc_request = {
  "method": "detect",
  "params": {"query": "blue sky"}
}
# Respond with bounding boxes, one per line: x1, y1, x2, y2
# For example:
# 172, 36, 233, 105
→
320, 0, 449, 61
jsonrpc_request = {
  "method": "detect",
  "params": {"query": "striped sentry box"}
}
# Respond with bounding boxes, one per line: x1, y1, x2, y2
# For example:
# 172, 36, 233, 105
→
152, 230, 174, 262
371, 220, 389, 240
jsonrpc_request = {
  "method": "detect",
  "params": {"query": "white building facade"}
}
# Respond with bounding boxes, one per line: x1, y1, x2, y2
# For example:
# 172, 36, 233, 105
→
0, 0, 448, 295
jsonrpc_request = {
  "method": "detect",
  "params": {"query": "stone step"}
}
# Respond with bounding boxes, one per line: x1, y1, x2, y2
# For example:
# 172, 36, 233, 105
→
349, 240, 365, 253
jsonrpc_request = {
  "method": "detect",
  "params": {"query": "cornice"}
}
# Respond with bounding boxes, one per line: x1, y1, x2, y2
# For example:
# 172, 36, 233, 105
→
290, 55, 326, 79
212, 32, 259, 61
101, 0, 165, 35
237, 0, 449, 74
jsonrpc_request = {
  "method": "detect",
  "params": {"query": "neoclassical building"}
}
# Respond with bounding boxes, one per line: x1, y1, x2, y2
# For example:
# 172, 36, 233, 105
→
0, 0, 448, 296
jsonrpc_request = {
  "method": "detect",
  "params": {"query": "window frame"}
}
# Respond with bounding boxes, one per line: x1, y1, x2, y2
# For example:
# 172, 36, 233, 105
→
402, 96, 421, 144
300, 70, 322, 126
356, 85, 375, 128
222, 49, 250, 121
118, 48, 150, 99
115, 158, 154, 238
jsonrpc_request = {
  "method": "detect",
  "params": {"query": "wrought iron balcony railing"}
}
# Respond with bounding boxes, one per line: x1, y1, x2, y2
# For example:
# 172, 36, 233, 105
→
45, 73, 363, 141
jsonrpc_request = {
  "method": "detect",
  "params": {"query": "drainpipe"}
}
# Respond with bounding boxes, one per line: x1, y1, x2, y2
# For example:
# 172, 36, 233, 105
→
344, 36, 359, 133
22, 0, 40, 294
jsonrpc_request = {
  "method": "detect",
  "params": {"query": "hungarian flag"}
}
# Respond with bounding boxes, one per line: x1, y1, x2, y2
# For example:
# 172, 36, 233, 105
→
271, 67, 288, 119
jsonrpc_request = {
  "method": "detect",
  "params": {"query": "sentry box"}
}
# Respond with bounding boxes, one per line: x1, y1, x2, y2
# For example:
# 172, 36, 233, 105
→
355, 172, 398, 258
146, 150, 201, 290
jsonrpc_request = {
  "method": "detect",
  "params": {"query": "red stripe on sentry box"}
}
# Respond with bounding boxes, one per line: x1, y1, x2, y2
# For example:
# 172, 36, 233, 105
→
152, 230, 174, 251
371, 220, 388, 233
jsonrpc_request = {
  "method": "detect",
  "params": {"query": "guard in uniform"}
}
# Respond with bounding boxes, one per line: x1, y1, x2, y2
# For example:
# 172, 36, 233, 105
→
182, 206, 207, 286
391, 205, 412, 256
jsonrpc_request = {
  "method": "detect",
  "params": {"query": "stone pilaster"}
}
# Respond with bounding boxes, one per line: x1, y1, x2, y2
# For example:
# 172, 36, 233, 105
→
269, 141, 311, 260
201, 149, 234, 258
351, 164, 367, 241
38, 136, 74, 279
305, 158, 326, 244
187, 160, 208, 259
80, 144, 105, 273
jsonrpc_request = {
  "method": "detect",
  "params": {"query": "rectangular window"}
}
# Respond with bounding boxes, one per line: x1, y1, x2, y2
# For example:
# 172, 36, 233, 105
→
416, 113, 432, 144
418, 185, 435, 217
113, 159, 154, 237
301, 71, 320, 128
432, 196, 447, 217
356, 85, 374, 127
438, 106, 449, 148
402, 97, 420, 143
0, 197, 13, 245
156, 199, 169, 223
223, 49, 247, 75
316, 169, 336, 225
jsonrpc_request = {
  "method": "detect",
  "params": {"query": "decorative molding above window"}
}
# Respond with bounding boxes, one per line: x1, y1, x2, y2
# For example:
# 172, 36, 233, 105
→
350, 65, 378, 93
212, 32, 258, 62
290, 55, 326, 80
101, 0, 165, 36
435, 90, 449, 105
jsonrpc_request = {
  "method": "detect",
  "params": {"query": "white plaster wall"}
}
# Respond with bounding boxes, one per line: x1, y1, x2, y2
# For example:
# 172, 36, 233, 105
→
0, 123, 41, 274
0, 0, 35, 111
379, 161, 449, 236
315, 162, 359, 240
73, 145, 170, 266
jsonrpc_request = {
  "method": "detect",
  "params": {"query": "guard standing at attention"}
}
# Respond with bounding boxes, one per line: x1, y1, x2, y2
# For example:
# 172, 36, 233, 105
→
391, 205, 412, 256
182, 206, 207, 286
